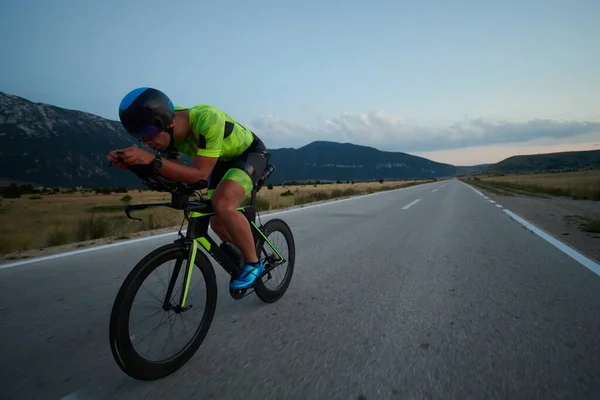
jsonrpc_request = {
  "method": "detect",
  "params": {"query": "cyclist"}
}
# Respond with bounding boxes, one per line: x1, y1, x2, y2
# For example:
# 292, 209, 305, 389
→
107, 87, 268, 290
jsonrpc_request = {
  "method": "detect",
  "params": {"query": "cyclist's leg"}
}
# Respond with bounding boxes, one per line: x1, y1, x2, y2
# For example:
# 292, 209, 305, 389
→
208, 160, 234, 243
211, 139, 269, 289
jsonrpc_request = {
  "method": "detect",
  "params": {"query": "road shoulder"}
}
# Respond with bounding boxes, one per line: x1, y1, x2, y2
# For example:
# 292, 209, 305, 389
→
471, 188, 600, 263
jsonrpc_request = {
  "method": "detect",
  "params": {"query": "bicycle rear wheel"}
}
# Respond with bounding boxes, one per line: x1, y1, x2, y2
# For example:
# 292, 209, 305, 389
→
109, 242, 217, 381
254, 218, 296, 303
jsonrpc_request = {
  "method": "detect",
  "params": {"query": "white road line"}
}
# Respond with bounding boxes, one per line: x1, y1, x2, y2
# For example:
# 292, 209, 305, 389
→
432, 189, 438, 192
467, 185, 484, 196
0, 181, 436, 270
503, 209, 600, 278
460, 179, 600, 277
402, 199, 420, 210
489, 199, 496, 204
484, 196, 489, 199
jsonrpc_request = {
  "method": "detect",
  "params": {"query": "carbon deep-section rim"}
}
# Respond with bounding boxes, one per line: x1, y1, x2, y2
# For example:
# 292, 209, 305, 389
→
109, 242, 217, 380
253, 218, 296, 303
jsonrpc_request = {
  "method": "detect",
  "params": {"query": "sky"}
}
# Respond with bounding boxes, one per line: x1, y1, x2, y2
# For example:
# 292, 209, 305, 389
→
1, 0, 599, 165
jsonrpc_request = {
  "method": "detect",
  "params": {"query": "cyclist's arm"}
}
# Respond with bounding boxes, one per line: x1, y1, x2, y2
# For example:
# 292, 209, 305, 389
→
154, 156, 217, 184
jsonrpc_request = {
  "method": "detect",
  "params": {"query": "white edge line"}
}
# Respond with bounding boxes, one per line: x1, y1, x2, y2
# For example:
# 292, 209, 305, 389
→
495, 204, 503, 208
0, 180, 437, 270
462, 179, 600, 276
468, 185, 484, 196
460, 179, 485, 197
432, 189, 438, 192
402, 199, 421, 210
489, 200, 496, 204
503, 209, 600, 278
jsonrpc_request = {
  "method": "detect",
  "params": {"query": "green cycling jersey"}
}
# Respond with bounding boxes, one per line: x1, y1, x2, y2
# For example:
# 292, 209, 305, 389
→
173, 104, 255, 161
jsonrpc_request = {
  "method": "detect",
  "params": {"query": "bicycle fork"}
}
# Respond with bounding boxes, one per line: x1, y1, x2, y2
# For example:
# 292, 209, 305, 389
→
162, 240, 198, 312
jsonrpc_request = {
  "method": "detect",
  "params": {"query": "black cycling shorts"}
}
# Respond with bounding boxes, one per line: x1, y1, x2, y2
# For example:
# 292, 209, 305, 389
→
207, 135, 269, 196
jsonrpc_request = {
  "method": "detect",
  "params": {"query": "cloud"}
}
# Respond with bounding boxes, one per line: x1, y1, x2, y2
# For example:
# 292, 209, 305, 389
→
248, 110, 600, 152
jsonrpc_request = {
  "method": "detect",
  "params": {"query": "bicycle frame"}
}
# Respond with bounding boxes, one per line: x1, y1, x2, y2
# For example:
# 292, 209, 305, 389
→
124, 179, 286, 309
177, 201, 286, 307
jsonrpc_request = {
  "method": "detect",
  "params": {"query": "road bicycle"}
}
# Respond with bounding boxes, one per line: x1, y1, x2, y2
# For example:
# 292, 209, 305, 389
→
108, 161, 295, 381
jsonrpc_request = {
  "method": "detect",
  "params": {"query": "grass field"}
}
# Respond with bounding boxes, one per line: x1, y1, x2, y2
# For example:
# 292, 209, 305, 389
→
0, 179, 438, 254
460, 170, 600, 200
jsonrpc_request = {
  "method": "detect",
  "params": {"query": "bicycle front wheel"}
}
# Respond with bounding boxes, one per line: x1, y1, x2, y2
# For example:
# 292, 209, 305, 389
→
109, 242, 217, 381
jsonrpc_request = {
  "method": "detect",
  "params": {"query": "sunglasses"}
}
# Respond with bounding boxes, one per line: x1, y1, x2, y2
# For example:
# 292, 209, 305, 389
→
132, 123, 162, 139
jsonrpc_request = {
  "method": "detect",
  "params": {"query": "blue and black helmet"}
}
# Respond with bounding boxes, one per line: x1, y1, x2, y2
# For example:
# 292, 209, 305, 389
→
118, 87, 175, 137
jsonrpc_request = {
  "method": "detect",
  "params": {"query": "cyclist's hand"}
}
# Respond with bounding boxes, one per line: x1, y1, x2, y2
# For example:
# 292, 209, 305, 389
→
107, 150, 128, 168
119, 146, 155, 166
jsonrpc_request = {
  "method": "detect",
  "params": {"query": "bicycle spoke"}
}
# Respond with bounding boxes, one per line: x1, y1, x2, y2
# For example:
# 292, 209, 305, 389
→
139, 283, 164, 305
140, 312, 169, 359
261, 231, 289, 290
129, 307, 164, 331
167, 312, 177, 356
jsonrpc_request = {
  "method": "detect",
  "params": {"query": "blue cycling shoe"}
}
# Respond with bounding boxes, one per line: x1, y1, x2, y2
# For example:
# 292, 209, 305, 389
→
230, 260, 265, 290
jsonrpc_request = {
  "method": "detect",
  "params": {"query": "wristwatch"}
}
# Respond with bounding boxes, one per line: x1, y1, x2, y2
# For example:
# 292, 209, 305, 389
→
151, 153, 163, 172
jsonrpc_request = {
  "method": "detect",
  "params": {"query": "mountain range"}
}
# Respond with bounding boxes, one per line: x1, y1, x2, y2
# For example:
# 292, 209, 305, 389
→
1, 91, 595, 189
481, 149, 600, 175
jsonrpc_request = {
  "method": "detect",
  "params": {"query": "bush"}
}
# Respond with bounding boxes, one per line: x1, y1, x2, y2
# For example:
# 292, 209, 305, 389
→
294, 191, 330, 205
2, 184, 21, 198
46, 229, 71, 247
77, 214, 110, 241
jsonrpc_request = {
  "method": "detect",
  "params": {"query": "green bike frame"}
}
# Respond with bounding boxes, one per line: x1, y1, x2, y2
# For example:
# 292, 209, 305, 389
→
175, 199, 286, 308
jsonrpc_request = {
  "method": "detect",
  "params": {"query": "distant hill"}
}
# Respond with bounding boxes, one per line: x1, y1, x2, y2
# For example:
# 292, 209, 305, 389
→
483, 149, 600, 175
454, 163, 494, 176
0, 91, 143, 188
266, 140, 478, 183
0, 91, 486, 188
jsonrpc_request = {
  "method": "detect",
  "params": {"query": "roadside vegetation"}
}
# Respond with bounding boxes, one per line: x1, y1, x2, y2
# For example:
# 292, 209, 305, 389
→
460, 170, 600, 201
0, 178, 441, 255
563, 215, 600, 234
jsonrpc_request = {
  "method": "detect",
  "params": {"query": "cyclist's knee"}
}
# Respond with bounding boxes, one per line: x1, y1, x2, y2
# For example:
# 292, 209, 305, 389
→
211, 180, 245, 214
211, 197, 235, 215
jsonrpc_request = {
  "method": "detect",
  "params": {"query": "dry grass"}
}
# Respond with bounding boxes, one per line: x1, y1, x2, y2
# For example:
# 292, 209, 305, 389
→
0, 191, 180, 254
0, 179, 436, 254
564, 214, 600, 234
461, 170, 600, 200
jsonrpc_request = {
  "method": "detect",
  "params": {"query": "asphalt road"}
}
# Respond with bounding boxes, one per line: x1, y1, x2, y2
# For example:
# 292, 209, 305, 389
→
2, 179, 600, 400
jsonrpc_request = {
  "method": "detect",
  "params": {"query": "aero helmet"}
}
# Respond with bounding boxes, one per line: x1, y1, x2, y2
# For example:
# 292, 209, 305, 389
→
118, 87, 175, 137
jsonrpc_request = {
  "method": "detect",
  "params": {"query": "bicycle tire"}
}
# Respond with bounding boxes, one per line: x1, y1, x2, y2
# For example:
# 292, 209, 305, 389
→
254, 218, 296, 303
109, 242, 218, 381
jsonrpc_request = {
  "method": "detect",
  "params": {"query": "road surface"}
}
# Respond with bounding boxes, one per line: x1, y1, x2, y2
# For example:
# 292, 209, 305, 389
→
1, 179, 600, 400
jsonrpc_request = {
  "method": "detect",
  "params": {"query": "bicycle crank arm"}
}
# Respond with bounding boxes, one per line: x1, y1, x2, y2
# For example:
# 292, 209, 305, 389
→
258, 260, 284, 280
